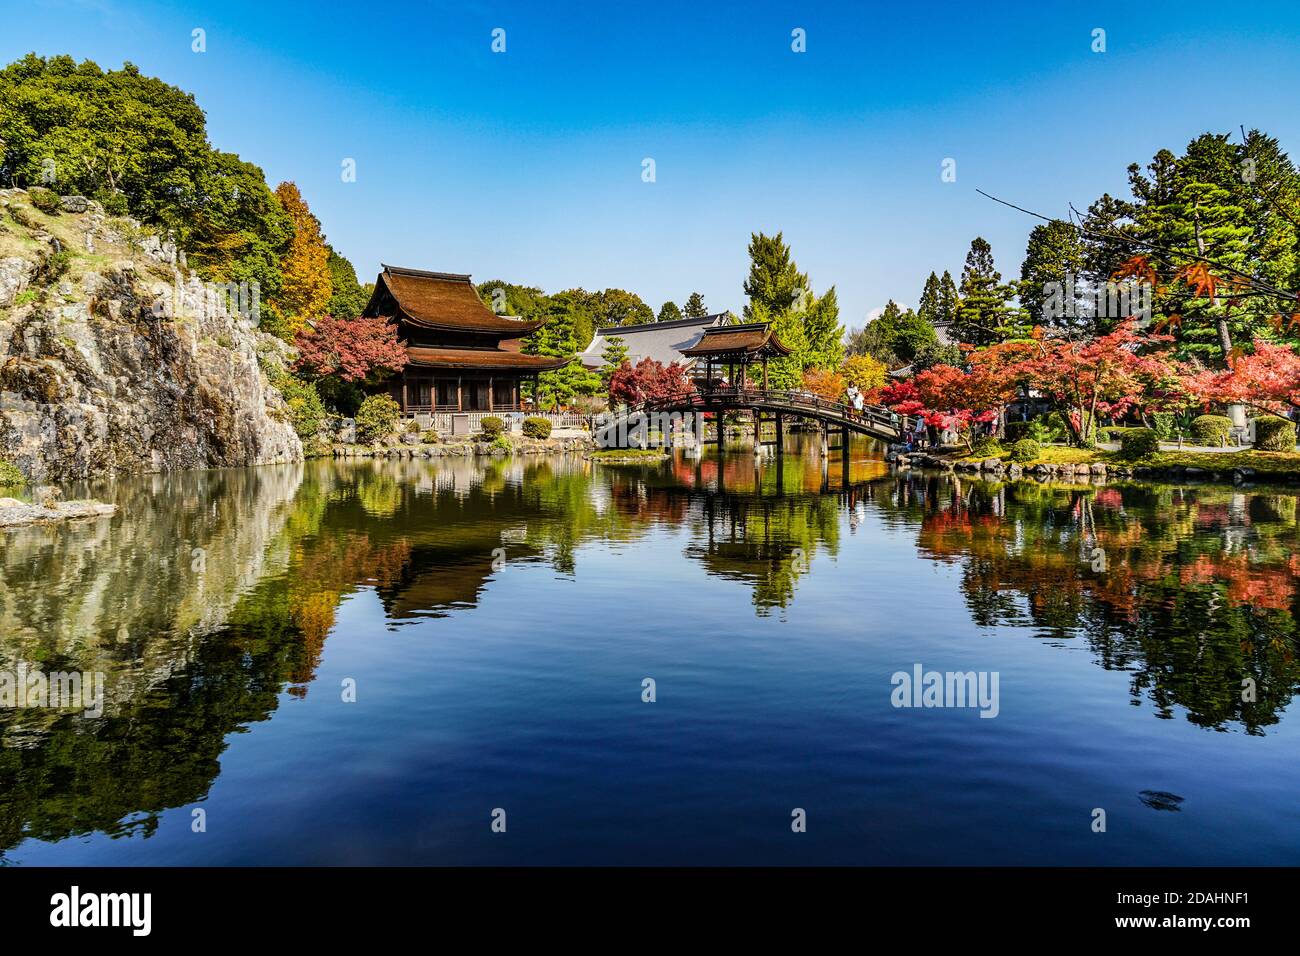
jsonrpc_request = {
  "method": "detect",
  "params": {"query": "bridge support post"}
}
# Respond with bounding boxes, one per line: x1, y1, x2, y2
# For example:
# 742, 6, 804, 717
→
820, 421, 829, 458
775, 414, 783, 454
753, 410, 761, 453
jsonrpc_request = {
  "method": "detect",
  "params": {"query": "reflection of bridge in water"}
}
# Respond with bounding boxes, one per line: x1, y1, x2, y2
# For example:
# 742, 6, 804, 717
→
613, 386, 903, 473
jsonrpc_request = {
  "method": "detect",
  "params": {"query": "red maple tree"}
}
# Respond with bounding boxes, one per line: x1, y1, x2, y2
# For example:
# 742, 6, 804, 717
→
608, 358, 694, 407
294, 316, 409, 384
1183, 339, 1300, 414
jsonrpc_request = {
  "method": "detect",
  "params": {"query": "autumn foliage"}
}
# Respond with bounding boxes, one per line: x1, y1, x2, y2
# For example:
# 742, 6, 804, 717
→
1183, 339, 1300, 415
801, 367, 847, 402
274, 182, 333, 335
608, 358, 695, 406
294, 315, 408, 384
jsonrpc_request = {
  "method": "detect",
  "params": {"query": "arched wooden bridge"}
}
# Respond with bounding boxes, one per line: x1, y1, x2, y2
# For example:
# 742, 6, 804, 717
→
617, 385, 904, 446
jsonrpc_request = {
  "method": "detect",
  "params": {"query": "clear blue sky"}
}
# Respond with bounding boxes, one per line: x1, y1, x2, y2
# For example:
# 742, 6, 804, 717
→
8, 0, 1300, 328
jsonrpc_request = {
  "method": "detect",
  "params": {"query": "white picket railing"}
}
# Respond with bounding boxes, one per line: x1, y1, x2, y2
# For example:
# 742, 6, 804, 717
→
412, 411, 589, 436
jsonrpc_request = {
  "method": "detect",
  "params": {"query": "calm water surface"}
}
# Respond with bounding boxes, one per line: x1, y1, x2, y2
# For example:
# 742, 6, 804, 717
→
2, 441, 1298, 864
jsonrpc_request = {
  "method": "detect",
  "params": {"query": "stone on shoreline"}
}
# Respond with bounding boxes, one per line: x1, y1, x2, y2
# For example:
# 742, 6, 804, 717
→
0, 497, 116, 528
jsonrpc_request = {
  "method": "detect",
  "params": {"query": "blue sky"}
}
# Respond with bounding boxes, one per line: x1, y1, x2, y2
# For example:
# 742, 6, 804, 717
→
8, 0, 1300, 327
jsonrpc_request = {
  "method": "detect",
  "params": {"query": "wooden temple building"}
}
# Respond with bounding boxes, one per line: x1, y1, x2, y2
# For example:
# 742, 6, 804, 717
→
679, 322, 791, 389
362, 265, 568, 415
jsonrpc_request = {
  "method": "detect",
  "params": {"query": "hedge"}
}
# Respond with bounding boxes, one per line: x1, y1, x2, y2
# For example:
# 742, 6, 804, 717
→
970, 435, 1003, 457
479, 416, 505, 438
521, 416, 552, 439
1190, 414, 1233, 446
1120, 428, 1160, 459
1010, 438, 1041, 463
1254, 415, 1297, 452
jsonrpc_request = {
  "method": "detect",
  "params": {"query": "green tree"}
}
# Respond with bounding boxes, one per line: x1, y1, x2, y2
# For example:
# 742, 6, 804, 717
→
657, 300, 683, 323
588, 288, 654, 327
326, 247, 370, 319
937, 270, 959, 326
0, 55, 292, 306
683, 291, 708, 317
852, 300, 938, 365
917, 272, 942, 324
1020, 220, 1086, 330
742, 231, 840, 387
952, 237, 1026, 346
525, 290, 601, 408
599, 335, 629, 391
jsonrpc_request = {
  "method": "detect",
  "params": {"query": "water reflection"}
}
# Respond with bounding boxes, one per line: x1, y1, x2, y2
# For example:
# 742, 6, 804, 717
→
1, 444, 1298, 858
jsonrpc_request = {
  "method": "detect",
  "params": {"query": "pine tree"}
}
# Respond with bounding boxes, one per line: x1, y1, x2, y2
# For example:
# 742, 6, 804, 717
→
951, 238, 1024, 346
525, 291, 601, 408
599, 335, 629, 391
657, 300, 683, 323
802, 287, 845, 371
937, 271, 958, 326
683, 292, 708, 317
917, 272, 941, 323
1020, 220, 1085, 330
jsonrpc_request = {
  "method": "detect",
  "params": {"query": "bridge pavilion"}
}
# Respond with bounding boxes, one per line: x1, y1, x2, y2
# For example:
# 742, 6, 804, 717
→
679, 322, 792, 389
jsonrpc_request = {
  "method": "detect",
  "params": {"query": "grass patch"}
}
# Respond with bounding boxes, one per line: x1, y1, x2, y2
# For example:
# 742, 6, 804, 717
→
1134, 450, 1300, 474
590, 447, 667, 461
954, 444, 1097, 466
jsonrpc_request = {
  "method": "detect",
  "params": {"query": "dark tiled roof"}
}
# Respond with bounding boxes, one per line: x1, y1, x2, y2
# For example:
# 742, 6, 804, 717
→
406, 346, 569, 372
679, 322, 792, 357
374, 265, 544, 334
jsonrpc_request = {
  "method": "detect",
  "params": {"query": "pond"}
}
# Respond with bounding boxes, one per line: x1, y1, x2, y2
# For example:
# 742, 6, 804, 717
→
2, 441, 1298, 865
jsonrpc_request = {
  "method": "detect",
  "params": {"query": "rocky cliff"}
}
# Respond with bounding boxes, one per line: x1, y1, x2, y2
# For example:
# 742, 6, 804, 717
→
0, 188, 302, 482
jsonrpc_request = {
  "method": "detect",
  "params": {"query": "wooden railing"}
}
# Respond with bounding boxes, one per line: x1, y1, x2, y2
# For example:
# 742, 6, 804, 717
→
404, 410, 590, 435
631, 385, 902, 437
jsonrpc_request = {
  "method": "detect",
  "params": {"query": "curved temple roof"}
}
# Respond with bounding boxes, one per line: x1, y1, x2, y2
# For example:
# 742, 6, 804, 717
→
679, 322, 792, 358
368, 265, 545, 335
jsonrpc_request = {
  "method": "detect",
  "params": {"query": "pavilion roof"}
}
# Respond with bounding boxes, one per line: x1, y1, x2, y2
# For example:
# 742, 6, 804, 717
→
405, 346, 569, 372
679, 322, 792, 358
368, 265, 545, 334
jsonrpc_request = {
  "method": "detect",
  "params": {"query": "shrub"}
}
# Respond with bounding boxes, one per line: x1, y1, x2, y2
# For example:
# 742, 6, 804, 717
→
1253, 415, 1297, 452
521, 416, 552, 439
479, 415, 505, 439
1120, 428, 1160, 459
1025, 416, 1064, 444
28, 188, 59, 214
420, 428, 439, 444
1190, 414, 1233, 447
355, 394, 400, 444
0, 459, 26, 487
39, 249, 72, 281
970, 435, 1003, 457
491, 434, 512, 452
96, 190, 130, 216
1010, 438, 1041, 463
276, 375, 327, 442
1149, 412, 1177, 440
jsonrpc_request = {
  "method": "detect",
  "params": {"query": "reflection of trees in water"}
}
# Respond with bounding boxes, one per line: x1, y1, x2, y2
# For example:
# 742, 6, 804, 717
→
7, 454, 1298, 853
876, 473, 1300, 732
0, 464, 306, 852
